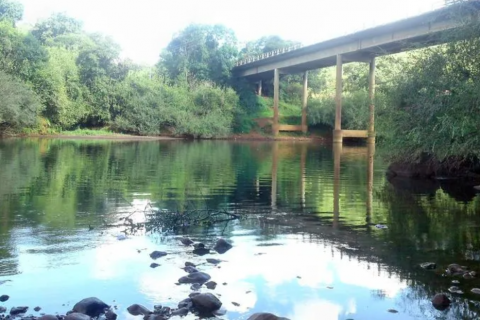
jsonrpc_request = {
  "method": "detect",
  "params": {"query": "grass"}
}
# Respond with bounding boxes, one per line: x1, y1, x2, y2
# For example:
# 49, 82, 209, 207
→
59, 128, 117, 136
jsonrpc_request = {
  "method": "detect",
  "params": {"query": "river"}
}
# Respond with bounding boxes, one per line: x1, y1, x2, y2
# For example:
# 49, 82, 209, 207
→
0, 138, 479, 319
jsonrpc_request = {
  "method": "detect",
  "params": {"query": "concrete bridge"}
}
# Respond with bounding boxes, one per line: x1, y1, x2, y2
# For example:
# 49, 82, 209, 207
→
232, 1, 480, 143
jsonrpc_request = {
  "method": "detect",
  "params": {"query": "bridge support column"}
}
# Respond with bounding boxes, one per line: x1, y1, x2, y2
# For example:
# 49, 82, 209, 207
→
273, 68, 280, 136
333, 54, 343, 144
257, 80, 262, 96
302, 71, 308, 134
368, 57, 376, 145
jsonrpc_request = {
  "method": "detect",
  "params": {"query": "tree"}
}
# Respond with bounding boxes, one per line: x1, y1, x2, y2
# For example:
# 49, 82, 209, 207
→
32, 13, 83, 44
159, 24, 238, 87
0, 0, 23, 24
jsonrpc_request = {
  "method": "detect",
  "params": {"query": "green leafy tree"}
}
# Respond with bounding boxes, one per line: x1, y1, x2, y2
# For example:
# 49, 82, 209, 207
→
32, 13, 83, 44
0, 0, 23, 24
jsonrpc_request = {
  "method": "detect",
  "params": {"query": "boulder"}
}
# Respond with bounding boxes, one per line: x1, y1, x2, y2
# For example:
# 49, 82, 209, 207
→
247, 313, 290, 320
471, 288, 480, 295
190, 283, 202, 291
184, 266, 199, 274
0, 306, 6, 313
180, 237, 194, 246
178, 272, 211, 284
191, 293, 222, 314
192, 248, 210, 256
420, 262, 436, 270
185, 262, 196, 267
38, 316, 58, 320
171, 307, 189, 317
213, 239, 232, 254
431, 293, 450, 311
72, 297, 109, 318
34, 306, 42, 312
127, 304, 152, 316
150, 251, 168, 260
10, 306, 28, 315
193, 243, 205, 249
447, 264, 465, 274
65, 313, 92, 320
0, 295, 9, 302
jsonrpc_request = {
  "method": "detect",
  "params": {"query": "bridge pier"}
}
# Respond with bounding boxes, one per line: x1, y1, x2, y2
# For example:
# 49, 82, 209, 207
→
257, 80, 262, 96
368, 57, 376, 145
334, 54, 343, 144
302, 71, 308, 134
273, 68, 280, 136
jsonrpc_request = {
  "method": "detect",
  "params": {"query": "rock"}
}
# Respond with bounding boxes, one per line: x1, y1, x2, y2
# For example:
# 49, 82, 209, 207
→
192, 248, 210, 256
448, 286, 463, 294
65, 313, 92, 320
206, 258, 221, 265
177, 298, 193, 309
189, 292, 201, 299
247, 313, 291, 320
388, 309, 398, 313
178, 272, 211, 284
144, 315, 167, 320
158, 307, 170, 316
190, 283, 202, 291
213, 239, 232, 254
73, 297, 109, 318
191, 293, 222, 314
431, 293, 450, 310
180, 237, 194, 246
38, 316, 58, 320
10, 307, 28, 315
232, 302, 240, 307
171, 307, 189, 317
0, 295, 9, 302
471, 288, 480, 294
0, 306, 6, 313
185, 262, 196, 268
127, 304, 152, 316
205, 281, 217, 290
420, 262, 436, 270
150, 263, 161, 268
474, 185, 480, 191
105, 309, 117, 320
452, 280, 460, 284
184, 266, 198, 274
447, 264, 465, 274
150, 251, 168, 260
463, 272, 473, 279
34, 307, 41, 312
193, 243, 205, 249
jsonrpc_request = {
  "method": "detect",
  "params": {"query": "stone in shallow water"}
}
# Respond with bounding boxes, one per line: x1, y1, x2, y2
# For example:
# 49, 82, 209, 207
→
171, 307, 189, 317
193, 248, 210, 256
247, 313, 290, 320
190, 283, 202, 291
34, 306, 41, 312
150, 251, 168, 259
206, 258, 222, 265
0, 307, 6, 313
0, 295, 9, 302
150, 263, 161, 268
448, 286, 464, 294
184, 266, 199, 274
10, 306, 28, 315
65, 313, 91, 320
105, 309, 117, 320
431, 293, 450, 310
38, 316, 57, 320
420, 262, 436, 270
213, 239, 232, 254
72, 297, 109, 318
205, 281, 217, 290
127, 304, 152, 316
388, 309, 398, 313
178, 272, 211, 284
179, 237, 194, 246
191, 293, 222, 314
471, 288, 480, 295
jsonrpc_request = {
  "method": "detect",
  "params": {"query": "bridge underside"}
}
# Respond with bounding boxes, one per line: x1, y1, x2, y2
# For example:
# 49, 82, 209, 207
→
233, 1, 480, 141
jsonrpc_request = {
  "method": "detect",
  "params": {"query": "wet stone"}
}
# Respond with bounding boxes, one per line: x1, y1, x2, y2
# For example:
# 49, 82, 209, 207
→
185, 262, 196, 268
388, 309, 398, 313
184, 266, 198, 274
105, 309, 117, 320
178, 298, 193, 310
38, 316, 58, 320
171, 308, 189, 317
192, 248, 210, 256
127, 304, 152, 316
420, 262, 436, 270
193, 243, 205, 250
150, 263, 161, 269
180, 237, 194, 246
34, 307, 41, 312
0, 306, 6, 313
10, 307, 28, 316
150, 251, 167, 260
190, 283, 202, 291
206, 258, 221, 265
65, 313, 92, 320
0, 295, 9, 302
191, 293, 222, 314
432, 293, 450, 311
72, 297, 109, 318
247, 313, 291, 320
471, 288, 480, 295
448, 286, 464, 294
232, 302, 240, 307
205, 281, 217, 290
178, 272, 211, 284
213, 239, 232, 254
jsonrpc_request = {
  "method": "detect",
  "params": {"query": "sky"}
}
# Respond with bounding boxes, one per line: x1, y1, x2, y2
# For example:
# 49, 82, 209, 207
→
18, 0, 444, 65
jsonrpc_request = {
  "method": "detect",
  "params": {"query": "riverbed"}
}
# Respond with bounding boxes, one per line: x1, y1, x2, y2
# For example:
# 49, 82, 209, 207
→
0, 138, 479, 319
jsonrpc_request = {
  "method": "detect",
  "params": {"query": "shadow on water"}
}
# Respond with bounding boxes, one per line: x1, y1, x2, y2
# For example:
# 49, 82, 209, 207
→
0, 138, 480, 319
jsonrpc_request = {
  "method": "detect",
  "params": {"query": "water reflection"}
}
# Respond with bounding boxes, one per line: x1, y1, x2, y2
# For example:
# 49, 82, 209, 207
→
0, 138, 479, 319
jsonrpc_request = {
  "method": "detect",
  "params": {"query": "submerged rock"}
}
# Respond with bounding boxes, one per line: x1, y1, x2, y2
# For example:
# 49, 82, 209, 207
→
185, 262, 196, 267
34, 306, 42, 312
206, 258, 222, 265
171, 307, 189, 317
431, 294, 450, 310
10, 306, 28, 315
105, 309, 117, 320
420, 262, 436, 270
150, 251, 168, 260
191, 293, 222, 314
447, 264, 466, 275
190, 283, 202, 291
72, 297, 109, 317
180, 237, 194, 246
184, 266, 199, 274
150, 263, 161, 269
388, 309, 398, 313
193, 243, 205, 249
471, 288, 480, 295
38, 316, 58, 320
177, 298, 193, 309
213, 239, 232, 254
178, 272, 211, 284
247, 313, 290, 320
127, 304, 152, 316
65, 313, 92, 320
0, 295, 9, 302
192, 248, 210, 256
448, 286, 463, 294
0, 306, 6, 313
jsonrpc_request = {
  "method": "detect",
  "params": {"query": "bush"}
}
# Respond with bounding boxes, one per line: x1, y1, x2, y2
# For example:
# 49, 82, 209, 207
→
0, 70, 42, 134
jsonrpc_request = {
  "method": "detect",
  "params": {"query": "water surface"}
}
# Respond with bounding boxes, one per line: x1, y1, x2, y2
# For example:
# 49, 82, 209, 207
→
0, 138, 480, 319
